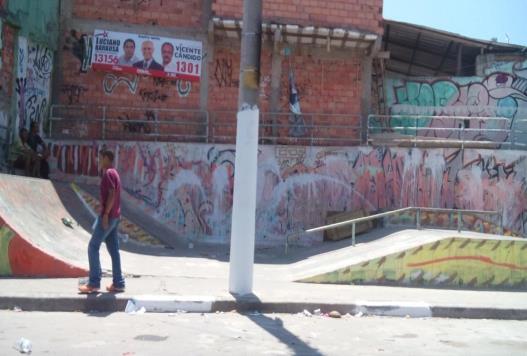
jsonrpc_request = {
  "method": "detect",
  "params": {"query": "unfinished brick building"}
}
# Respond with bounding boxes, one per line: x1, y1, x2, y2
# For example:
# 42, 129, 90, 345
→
51, 0, 383, 145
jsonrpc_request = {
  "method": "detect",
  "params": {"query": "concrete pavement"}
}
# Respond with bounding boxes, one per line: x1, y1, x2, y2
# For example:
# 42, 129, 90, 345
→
2, 311, 527, 355
1, 276, 527, 319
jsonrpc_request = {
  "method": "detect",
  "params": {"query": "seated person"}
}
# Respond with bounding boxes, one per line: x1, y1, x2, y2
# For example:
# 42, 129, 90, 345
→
28, 121, 50, 179
10, 128, 41, 177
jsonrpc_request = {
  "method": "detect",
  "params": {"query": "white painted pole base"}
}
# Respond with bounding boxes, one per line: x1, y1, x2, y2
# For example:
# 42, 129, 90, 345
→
229, 108, 259, 295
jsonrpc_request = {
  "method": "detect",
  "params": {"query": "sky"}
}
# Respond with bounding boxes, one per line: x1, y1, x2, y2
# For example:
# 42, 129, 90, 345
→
383, 0, 527, 47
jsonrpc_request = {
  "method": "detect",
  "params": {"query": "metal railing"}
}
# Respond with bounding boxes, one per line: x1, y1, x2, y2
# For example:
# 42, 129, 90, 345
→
49, 105, 209, 142
285, 206, 502, 254
210, 111, 362, 146
367, 115, 527, 150
48, 106, 527, 149
48, 105, 362, 146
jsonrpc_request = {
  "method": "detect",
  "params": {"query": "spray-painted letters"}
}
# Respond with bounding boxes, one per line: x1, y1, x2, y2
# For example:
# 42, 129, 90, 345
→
49, 141, 527, 246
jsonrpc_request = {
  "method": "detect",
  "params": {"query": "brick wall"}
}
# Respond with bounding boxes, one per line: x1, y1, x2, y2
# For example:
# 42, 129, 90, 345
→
209, 39, 362, 143
55, 1, 206, 141
279, 53, 362, 114
58, 27, 203, 141
213, 0, 383, 34
72, 0, 203, 28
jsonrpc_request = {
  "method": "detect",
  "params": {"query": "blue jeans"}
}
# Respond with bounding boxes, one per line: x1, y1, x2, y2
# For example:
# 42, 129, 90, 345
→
88, 216, 125, 288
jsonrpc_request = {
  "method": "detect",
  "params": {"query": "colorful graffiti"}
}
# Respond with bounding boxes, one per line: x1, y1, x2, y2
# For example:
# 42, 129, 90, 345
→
301, 236, 527, 289
48, 142, 527, 245
70, 183, 164, 246
384, 59, 527, 143
15, 37, 53, 131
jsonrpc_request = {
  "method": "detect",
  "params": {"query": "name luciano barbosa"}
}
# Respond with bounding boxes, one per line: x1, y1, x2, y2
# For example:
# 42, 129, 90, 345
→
95, 37, 202, 61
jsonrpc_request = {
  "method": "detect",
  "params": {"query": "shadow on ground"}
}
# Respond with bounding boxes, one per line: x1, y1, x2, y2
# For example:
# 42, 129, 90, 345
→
232, 293, 324, 356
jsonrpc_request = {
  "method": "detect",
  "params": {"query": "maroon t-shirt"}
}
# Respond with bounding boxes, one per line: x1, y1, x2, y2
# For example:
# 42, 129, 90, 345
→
100, 168, 121, 218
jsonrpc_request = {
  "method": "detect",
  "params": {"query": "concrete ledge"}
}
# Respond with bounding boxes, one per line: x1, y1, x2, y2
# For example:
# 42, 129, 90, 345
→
0, 295, 128, 313
2, 294, 527, 320
127, 295, 216, 313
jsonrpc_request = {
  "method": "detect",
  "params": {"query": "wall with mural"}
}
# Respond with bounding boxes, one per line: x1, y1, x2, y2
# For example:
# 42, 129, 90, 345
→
301, 236, 527, 290
15, 37, 54, 131
0, 0, 59, 148
383, 58, 527, 144
48, 141, 527, 245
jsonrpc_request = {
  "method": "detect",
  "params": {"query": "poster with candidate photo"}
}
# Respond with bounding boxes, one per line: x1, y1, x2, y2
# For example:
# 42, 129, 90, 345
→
91, 29, 202, 81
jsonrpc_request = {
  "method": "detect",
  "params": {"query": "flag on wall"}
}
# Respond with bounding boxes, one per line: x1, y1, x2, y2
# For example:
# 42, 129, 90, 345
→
289, 70, 301, 115
288, 70, 306, 137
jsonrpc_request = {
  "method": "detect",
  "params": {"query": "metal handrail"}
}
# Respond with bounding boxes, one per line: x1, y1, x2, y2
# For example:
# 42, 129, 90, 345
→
211, 111, 362, 146
285, 206, 502, 254
371, 114, 513, 121
49, 104, 210, 142
367, 114, 525, 150
49, 105, 362, 146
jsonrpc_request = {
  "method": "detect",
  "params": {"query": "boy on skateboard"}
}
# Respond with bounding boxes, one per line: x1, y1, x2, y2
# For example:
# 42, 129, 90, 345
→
79, 149, 125, 294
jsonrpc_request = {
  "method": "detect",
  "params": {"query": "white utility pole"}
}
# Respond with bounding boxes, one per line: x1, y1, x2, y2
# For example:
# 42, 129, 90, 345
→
228, 0, 262, 295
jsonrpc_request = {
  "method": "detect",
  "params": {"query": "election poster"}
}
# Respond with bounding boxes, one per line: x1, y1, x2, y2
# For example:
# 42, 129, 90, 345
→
91, 29, 202, 81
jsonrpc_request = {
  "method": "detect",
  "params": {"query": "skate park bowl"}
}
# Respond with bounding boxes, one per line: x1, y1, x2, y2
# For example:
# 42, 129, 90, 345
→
1, 172, 526, 291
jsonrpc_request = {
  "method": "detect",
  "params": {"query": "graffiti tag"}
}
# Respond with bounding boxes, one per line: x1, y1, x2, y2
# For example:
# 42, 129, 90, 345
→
61, 84, 88, 104
103, 74, 139, 95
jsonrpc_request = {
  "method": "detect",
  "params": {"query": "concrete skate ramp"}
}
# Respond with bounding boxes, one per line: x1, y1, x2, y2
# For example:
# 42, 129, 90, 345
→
0, 174, 89, 277
297, 229, 527, 289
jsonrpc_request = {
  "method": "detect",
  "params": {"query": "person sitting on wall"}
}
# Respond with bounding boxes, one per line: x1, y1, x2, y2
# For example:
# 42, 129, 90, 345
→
27, 121, 50, 179
133, 40, 163, 71
9, 127, 41, 177
118, 38, 139, 66
161, 42, 177, 72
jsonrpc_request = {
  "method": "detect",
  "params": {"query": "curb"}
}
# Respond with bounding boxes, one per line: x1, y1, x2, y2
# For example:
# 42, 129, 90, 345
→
2, 295, 527, 320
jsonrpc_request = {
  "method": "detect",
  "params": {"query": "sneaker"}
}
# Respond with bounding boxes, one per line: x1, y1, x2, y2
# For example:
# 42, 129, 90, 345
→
106, 284, 125, 293
78, 284, 100, 294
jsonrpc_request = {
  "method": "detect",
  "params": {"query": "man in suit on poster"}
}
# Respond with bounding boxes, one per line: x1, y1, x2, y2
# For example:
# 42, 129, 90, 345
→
133, 40, 163, 71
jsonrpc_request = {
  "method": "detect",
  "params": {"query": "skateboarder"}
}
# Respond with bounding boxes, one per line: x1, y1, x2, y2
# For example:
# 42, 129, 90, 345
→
79, 149, 125, 294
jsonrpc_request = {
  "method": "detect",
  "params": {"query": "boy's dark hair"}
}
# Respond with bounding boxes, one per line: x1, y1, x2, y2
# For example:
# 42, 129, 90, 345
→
100, 149, 114, 162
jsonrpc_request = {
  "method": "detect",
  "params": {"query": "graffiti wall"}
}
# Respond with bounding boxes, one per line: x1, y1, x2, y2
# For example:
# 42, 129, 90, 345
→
383, 59, 527, 143
15, 37, 54, 131
301, 236, 527, 289
48, 141, 527, 246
